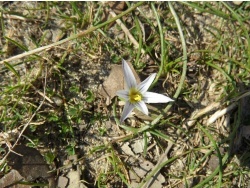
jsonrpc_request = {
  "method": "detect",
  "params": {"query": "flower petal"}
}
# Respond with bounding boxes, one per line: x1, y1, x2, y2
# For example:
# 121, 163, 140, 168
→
116, 90, 129, 100
134, 101, 148, 115
120, 102, 135, 122
143, 92, 174, 103
137, 73, 156, 93
122, 59, 137, 89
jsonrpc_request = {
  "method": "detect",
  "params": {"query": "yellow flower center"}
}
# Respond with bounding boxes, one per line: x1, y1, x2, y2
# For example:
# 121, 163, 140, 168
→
129, 88, 142, 104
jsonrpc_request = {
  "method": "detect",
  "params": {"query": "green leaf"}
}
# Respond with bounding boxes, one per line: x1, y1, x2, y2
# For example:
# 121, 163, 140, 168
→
44, 152, 56, 164
86, 90, 94, 103
66, 143, 75, 155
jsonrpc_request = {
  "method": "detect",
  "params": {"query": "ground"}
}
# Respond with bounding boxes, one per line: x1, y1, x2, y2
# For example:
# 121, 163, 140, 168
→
0, 1, 250, 188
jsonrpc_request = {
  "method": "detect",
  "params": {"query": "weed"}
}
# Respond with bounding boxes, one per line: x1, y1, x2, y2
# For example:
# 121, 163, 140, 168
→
0, 1, 250, 187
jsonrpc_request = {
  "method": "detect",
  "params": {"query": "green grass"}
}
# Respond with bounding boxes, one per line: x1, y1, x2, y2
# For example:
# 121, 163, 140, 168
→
1, 1, 250, 187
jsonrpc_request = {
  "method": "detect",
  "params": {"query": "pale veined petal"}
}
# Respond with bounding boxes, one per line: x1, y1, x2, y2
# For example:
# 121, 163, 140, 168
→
137, 73, 156, 94
122, 59, 137, 89
134, 101, 148, 115
143, 92, 174, 103
116, 90, 129, 100
120, 102, 135, 122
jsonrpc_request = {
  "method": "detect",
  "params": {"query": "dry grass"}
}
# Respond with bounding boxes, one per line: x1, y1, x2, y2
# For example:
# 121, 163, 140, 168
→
0, 1, 250, 188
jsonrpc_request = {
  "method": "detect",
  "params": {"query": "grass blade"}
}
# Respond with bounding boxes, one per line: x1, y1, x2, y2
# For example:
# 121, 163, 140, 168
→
3, 61, 20, 79
4, 36, 28, 51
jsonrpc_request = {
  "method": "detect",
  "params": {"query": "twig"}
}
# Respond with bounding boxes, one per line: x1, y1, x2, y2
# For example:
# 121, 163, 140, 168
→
1, 13, 28, 21
0, 67, 47, 166
207, 102, 238, 125
187, 102, 221, 126
0, 2, 145, 65
14, 66, 47, 147
187, 91, 250, 126
109, 10, 145, 54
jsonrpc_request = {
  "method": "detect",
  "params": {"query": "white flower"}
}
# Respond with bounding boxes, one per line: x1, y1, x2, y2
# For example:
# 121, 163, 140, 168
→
116, 59, 174, 122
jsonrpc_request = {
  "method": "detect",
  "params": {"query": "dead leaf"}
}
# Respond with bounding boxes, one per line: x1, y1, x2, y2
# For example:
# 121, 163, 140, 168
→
98, 61, 141, 105
208, 155, 219, 171
108, 2, 127, 14
67, 171, 80, 188
0, 169, 27, 188
57, 176, 68, 188
121, 142, 135, 156
129, 160, 165, 188
6, 145, 56, 187
131, 133, 152, 154
62, 155, 87, 188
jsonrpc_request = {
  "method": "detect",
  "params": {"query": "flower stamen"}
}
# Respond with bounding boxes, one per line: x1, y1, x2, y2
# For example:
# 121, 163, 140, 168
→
129, 88, 142, 103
